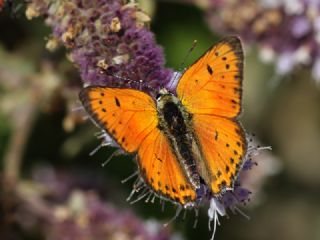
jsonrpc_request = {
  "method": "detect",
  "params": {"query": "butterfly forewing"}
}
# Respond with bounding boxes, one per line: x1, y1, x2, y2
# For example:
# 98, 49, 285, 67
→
80, 87, 158, 152
177, 36, 243, 118
176, 36, 246, 194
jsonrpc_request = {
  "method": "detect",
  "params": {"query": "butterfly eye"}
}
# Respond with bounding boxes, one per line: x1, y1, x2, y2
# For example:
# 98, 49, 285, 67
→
156, 93, 162, 100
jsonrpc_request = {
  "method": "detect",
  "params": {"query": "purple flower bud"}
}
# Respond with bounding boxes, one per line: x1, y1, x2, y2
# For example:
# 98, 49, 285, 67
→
291, 17, 311, 38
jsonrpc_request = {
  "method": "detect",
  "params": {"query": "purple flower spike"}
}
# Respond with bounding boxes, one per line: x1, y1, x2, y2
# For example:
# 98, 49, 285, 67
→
47, 192, 174, 240
26, 0, 173, 93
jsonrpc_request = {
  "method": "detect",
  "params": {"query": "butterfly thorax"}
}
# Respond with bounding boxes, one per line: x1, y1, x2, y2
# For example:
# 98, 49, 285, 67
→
157, 90, 207, 190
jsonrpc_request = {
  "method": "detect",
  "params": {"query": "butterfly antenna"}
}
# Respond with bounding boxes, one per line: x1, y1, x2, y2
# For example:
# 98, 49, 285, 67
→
105, 71, 158, 93
168, 40, 198, 90
178, 40, 198, 72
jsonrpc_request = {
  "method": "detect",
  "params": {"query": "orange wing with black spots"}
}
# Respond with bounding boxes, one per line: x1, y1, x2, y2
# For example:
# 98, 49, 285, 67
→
177, 36, 243, 118
192, 115, 246, 194
176, 36, 246, 194
137, 127, 196, 205
79, 87, 196, 205
80, 87, 158, 152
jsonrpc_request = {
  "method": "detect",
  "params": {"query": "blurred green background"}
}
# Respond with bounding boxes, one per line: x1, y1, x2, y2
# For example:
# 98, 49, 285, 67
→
1, 1, 320, 240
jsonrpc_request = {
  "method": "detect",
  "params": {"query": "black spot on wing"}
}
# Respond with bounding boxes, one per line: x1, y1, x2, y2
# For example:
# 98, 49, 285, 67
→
115, 97, 121, 107
207, 64, 213, 75
214, 130, 219, 141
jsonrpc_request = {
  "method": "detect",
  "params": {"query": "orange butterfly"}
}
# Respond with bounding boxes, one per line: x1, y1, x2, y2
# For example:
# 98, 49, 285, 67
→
80, 36, 246, 207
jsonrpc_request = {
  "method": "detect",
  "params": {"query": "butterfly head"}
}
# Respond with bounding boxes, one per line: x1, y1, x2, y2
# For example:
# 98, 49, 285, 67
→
156, 88, 170, 99
156, 88, 181, 110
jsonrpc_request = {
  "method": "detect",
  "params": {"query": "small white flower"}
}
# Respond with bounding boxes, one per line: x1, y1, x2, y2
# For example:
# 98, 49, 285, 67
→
259, 46, 276, 63
208, 198, 226, 240
276, 52, 295, 75
283, 0, 304, 15
294, 46, 311, 65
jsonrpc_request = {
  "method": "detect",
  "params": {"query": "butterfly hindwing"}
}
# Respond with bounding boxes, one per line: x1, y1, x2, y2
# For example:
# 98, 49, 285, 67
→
176, 36, 246, 194
138, 128, 196, 204
79, 87, 158, 153
193, 114, 246, 194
